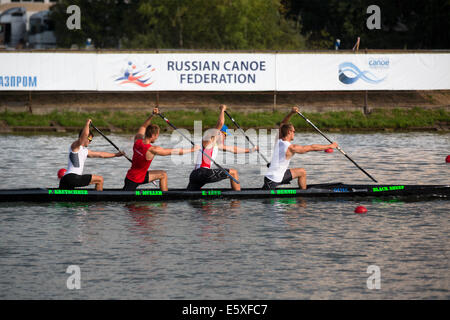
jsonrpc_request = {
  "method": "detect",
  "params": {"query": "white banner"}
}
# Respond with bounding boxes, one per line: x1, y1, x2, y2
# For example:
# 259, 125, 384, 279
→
1, 52, 449, 91
276, 53, 450, 91
0, 52, 97, 91
96, 53, 275, 91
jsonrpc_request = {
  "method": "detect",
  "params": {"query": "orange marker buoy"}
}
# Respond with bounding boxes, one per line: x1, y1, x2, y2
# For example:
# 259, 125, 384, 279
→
446, 155, 450, 163
325, 148, 334, 153
354, 206, 368, 214
57, 168, 67, 179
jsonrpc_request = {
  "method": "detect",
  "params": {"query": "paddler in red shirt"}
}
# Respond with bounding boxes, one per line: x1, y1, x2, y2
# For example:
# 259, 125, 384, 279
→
123, 107, 199, 191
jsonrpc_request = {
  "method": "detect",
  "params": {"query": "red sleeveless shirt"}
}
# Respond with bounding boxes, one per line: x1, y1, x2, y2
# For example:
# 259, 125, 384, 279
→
126, 139, 153, 183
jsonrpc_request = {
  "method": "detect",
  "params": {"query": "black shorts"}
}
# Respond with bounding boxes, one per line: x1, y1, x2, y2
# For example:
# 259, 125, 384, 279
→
187, 167, 230, 191
262, 169, 293, 190
123, 172, 150, 191
59, 173, 92, 189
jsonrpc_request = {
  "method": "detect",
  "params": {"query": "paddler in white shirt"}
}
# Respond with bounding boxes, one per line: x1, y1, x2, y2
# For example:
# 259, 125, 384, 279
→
263, 106, 338, 190
59, 119, 124, 191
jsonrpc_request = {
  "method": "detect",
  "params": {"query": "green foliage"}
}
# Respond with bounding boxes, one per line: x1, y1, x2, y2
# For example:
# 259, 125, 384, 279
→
1, 108, 448, 132
50, 0, 306, 50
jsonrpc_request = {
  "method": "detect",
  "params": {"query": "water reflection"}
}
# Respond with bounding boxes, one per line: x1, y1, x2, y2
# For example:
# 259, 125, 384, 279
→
124, 202, 168, 243
188, 200, 241, 240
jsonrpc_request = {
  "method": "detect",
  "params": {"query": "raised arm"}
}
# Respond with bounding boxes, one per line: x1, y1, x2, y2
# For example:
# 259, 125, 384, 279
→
135, 107, 159, 141
277, 106, 299, 139
215, 105, 227, 130
280, 106, 299, 126
71, 119, 91, 152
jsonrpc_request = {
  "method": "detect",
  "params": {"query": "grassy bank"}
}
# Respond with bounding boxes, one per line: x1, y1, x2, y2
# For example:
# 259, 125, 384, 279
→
0, 108, 449, 132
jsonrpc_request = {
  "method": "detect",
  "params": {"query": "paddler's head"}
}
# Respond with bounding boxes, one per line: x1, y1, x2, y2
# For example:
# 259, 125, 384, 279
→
202, 128, 220, 145
145, 124, 160, 143
219, 124, 231, 143
79, 129, 94, 147
280, 123, 295, 142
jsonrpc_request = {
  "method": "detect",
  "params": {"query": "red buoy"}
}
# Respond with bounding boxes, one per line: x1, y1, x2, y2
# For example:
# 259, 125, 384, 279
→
325, 148, 334, 153
354, 206, 368, 214
446, 155, 450, 163
57, 168, 67, 179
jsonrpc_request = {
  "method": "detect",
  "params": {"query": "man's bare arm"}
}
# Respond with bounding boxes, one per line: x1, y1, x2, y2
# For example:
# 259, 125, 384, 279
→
71, 119, 91, 152
146, 145, 200, 159
215, 105, 227, 130
280, 106, 299, 126
88, 150, 124, 158
288, 142, 338, 156
219, 144, 258, 154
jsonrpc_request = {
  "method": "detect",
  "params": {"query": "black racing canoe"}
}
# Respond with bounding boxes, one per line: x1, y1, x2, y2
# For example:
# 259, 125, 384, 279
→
0, 183, 448, 203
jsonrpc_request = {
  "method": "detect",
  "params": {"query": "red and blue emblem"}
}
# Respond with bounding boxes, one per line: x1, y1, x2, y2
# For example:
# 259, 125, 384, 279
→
115, 61, 155, 87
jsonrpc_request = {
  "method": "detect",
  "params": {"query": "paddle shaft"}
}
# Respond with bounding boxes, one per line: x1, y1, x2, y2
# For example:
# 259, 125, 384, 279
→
157, 113, 240, 185
90, 124, 132, 162
224, 111, 270, 164
296, 111, 378, 183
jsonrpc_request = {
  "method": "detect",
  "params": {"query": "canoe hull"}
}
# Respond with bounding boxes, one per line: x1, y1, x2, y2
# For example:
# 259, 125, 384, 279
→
0, 183, 448, 202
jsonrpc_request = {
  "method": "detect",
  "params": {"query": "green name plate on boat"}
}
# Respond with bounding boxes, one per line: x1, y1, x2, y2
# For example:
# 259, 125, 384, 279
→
136, 190, 163, 196
202, 190, 221, 196
270, 189, 297, 195
372, 185, 405, 192
49, 189, 88, 195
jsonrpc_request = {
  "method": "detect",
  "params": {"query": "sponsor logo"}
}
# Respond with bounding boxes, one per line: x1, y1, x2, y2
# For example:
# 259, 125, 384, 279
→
368, 57, 390, 69
0, 76, 37, 88
338, 62, 386, 85
333, 187, 349, 192
115, 61, 155, 87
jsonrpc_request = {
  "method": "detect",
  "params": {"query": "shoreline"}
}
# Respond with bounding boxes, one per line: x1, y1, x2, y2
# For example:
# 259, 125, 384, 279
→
1, 107, 449, 134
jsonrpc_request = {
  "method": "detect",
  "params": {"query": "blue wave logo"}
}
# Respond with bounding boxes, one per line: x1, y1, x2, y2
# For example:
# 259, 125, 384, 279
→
338, 62, 386, 85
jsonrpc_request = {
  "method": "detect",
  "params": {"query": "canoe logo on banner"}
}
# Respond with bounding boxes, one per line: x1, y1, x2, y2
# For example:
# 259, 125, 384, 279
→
338, 62, 387, 85
115, 61, 155, 87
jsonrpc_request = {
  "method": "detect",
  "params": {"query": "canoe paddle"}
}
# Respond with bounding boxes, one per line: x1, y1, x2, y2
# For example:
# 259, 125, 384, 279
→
90, 123, 159, 187
90, 123, 132, 162
157, 112, 240, 185
224, 110, 271, 167
295, 110, 378, 183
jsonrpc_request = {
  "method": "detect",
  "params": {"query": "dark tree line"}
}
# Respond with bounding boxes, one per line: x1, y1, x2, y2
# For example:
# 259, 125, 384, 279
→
50, 0, 449, 50
282, 0, 450, 49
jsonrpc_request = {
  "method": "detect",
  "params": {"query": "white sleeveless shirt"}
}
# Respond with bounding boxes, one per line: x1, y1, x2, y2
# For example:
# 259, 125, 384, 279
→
265, 139, 291, 182
66, 145, 89, 175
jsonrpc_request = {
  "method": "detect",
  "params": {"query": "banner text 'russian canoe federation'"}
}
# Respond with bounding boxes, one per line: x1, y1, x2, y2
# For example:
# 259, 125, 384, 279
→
97, 54, 276, 91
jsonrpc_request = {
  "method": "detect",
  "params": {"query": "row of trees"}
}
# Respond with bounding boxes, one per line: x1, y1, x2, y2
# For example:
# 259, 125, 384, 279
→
50, 0, 449, 50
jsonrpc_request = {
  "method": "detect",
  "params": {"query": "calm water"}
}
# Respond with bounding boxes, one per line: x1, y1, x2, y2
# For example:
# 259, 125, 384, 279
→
0, 132, 449, 299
